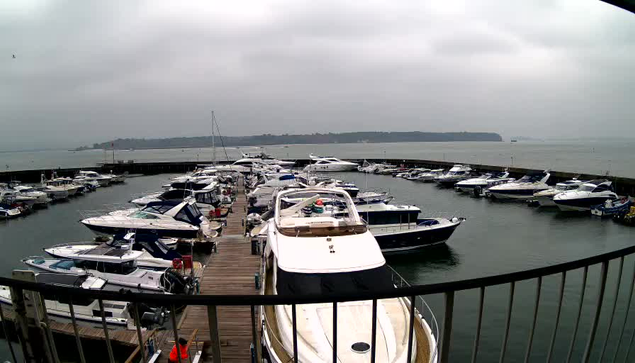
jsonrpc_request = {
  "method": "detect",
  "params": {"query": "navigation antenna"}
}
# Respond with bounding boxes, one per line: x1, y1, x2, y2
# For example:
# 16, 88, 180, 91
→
211, 111, 216, 165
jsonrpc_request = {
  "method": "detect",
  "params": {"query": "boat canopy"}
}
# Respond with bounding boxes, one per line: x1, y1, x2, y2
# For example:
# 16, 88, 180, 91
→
276, 265, 394, 296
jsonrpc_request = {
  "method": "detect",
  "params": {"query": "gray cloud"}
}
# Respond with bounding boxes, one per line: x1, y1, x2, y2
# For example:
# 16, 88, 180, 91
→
1, 0, 634, 150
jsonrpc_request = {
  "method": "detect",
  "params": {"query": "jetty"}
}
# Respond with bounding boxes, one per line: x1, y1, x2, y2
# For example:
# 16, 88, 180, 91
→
151, 178, 261, 362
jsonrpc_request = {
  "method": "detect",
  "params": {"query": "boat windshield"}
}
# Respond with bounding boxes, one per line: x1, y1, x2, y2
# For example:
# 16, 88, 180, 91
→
129, 211, 160, 219
518, 174, 544, 183
276, 265, 394, 296
579, 184, 596, 192
276, 190, 366, 237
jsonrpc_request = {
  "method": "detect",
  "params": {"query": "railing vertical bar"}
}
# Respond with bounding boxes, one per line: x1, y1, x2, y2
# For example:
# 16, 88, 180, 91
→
582, 261, 609, 363
98, 299, 116, 363
38, 293, 60, 363
207, 305, 222, 363
250, 305, 258, 362
471, 287, 485, 363
0, 303, 18, 363
624, 315, 635, 363
615, 260, 635, 363
371, 298, 378, 363
566, 266, 588, 363
441, 291, 455, 363
499, 281, 515, 363
68, 300, 87, 363
133, 303, 148, 363
407, 295, 416, 363
292, 304, 298, 363
523, 276, 542, 363
333, 302, 338, 363
599, 256, 624, 361
171, 304, 182, 363
547, 272, 566, 363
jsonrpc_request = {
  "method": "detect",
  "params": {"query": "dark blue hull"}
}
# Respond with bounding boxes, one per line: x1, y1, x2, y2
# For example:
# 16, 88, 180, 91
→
371, 221, 460, 253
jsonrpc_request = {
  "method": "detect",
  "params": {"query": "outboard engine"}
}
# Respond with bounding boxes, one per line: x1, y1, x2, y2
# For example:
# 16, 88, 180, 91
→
134, 303, 168, 328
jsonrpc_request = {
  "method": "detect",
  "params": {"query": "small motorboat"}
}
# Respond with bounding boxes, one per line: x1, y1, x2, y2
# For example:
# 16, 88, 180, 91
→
591, 198, 632, 217
434, 164, 473, 187
455, 171, 513, 193
487, 170, 551, 200
0, 203, 22, 219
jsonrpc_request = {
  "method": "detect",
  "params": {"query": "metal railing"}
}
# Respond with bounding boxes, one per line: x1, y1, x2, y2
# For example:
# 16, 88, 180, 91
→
2, 244, 635, 362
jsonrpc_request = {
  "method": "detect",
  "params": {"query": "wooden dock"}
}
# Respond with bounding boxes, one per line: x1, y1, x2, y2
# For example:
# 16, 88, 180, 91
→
156, 179, 262, 362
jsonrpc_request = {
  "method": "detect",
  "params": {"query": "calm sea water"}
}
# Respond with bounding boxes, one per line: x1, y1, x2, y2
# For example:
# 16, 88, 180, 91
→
0, 166, 634, 361
3, 140, 635, 178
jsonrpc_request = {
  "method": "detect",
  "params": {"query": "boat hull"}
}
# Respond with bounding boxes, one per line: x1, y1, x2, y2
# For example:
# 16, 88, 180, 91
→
83, 223, 199, 239
370, 219, 460, 253
488, 188, 548, 200
554, 197, 617, 212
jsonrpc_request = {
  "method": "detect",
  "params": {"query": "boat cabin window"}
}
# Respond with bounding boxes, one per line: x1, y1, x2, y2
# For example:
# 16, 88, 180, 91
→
276, 265, 394, 296
579, 184, 596, 192
97, 261, 137, 275
175, 204, 203, 225
195, 192, 214, 205
592, 184, 612, 193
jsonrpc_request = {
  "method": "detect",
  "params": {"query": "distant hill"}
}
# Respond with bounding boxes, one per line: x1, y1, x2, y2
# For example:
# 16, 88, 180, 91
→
76, 131, 503, 150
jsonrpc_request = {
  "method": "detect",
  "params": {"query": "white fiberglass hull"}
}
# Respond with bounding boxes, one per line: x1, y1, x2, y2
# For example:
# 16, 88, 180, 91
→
303, 163, 358, 172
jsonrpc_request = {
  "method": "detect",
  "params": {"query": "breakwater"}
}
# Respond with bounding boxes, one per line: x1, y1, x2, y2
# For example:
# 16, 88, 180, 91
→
2, 158, 635, 196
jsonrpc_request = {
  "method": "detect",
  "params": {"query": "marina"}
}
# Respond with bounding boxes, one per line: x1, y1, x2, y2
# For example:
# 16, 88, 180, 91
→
0, 152, 634, 362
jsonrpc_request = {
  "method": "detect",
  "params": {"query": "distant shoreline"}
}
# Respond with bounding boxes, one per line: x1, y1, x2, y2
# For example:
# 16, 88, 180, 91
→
75, 131, 503, 151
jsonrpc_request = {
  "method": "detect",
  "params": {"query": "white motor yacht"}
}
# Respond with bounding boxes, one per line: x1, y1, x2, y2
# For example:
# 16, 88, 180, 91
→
262, 188, 437, 363
531, 179, 584, 207
75, 170, 112, 187
454, 171, 512, 193
553, 180, 618, 212
81, 199, 209, 238
416, 169, 445, 182
44, 176, 81, 196
487, 171, 551, 200
303, 154, 358, 172
434, 165, 473, 187
131, 189, 221, 216
1, 186, 48, 207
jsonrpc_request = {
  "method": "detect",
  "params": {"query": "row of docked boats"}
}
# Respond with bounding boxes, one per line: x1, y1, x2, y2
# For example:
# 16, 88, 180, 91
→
0, 170, 126, 219
389, 164, 631, 215
1, 167, 245, 331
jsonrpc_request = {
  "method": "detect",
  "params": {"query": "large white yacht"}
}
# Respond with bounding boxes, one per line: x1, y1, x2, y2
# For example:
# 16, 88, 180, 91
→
553, 180, 618, 212
262, 188, 437, 363
302, 154, 359, 172
531, 178, 584, 207
1, 185, 49, 207
433, 165, 473, 187
487, 170, 551, 200
75, 170, 112, 187
81, 199, 209, 238
454, 171, 512, 193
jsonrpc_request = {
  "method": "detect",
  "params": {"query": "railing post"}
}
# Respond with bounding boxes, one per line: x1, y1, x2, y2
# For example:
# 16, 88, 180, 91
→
582, 261, 609, 363
292, 304, 298, 363
67, 300, 87, 363
0, 303, 18, 363
407, 295, 416, 363
547, 272, 566, 363
614, 260, 635, 363
599, 256, 624, 362
499, 281, 515, 363
98, 299, 116, 363
171, 305, 182, 363
250, 305, 260, 362
37, 293, 60, 363
333, 302, 338, 363
371, 299, 378, 363
441, 291, 455, 363
207, 305, 222, 363
567, 266, 588, 363
133, 303, 148, 363
9, 287, 35, 362
472, 287, 485, 363
523, 277, 541, 363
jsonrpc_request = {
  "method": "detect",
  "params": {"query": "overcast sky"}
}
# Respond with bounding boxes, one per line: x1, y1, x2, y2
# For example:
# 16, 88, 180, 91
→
1, 0, 634, 150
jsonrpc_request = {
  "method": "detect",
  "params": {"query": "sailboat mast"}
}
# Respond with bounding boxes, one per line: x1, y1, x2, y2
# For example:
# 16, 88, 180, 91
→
211, 111, 216, 165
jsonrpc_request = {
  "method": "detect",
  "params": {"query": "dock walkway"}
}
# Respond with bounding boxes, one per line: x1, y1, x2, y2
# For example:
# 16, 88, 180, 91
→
157, 179, 261, 362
